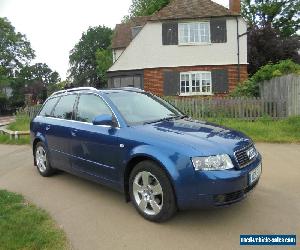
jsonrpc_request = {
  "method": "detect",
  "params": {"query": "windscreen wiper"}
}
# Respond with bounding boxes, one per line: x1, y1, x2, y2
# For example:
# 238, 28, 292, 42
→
143, 115, 187, 125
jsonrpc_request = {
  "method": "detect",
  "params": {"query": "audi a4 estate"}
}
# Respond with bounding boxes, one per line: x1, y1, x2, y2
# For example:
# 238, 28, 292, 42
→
30, 87, 262, 222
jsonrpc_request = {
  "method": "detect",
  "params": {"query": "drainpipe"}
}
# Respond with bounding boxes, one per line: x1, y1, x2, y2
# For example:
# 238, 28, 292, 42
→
236, 16, 240, 83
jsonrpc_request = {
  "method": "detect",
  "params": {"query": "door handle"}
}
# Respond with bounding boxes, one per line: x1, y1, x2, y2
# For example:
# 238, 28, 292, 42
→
71, 129, 77, 137
45, 125, 51, 131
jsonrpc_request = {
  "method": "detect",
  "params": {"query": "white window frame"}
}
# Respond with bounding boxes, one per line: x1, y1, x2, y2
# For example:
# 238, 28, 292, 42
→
178, 22, 211, 45
180, 71, 213, 96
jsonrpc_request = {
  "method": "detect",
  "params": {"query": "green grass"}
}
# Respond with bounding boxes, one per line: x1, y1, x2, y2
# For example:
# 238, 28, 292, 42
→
7, 115, 30, 131
0, 190, 68, 250
1, 113, 300, 144
206, 116, 300, 143
0, 134, 30, 145
0, 115, 30, 145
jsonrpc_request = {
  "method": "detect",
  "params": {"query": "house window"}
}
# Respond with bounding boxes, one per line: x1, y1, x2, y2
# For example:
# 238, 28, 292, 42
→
131, 26, 142, 39
111, 76, 142, 89
178, 22, 210, 44
180, 72, 212, 95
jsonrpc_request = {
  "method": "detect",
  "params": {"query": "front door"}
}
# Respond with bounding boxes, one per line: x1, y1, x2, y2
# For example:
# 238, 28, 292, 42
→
70, 93, 121, 182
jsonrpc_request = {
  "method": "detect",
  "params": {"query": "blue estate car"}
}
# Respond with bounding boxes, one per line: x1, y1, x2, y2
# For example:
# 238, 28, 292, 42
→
30, 87, 262, 222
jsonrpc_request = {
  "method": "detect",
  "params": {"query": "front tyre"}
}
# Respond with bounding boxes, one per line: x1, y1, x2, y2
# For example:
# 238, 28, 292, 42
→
129, 160, 177, 222
34, 142, 56, 177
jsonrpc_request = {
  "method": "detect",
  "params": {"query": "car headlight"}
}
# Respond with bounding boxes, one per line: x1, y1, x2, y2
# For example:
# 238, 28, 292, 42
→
192, 154, 234, 171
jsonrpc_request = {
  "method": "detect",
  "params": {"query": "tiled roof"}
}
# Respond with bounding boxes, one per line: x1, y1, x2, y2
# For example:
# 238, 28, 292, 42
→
150, 0, 239, 21
111, 16, 151, 49
111, 0, 239, 49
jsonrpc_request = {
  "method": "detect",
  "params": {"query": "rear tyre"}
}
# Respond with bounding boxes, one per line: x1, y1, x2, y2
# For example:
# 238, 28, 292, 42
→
129, 160, 177, 222
34, 142, 56, 177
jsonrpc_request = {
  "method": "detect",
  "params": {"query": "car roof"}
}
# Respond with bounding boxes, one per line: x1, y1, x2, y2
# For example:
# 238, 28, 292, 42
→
50, 87, 144, 97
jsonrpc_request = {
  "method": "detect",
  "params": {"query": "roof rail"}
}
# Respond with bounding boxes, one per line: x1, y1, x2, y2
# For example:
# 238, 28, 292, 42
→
111, 87, 144, 92
51, 87, 98, 96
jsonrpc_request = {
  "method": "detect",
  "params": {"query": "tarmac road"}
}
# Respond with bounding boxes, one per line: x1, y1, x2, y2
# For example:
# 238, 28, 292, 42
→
0, 143, 299, 250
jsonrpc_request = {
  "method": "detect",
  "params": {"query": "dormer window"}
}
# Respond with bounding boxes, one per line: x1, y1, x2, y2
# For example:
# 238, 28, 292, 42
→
178, 22, 210, 44
131, 26, 143, 39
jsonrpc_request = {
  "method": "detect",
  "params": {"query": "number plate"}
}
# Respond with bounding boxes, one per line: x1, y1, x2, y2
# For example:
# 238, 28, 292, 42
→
249, 164, 261, 185
246, 147, 257, 160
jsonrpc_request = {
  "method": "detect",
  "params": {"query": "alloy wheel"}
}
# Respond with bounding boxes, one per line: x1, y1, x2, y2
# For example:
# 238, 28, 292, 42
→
36, 146, 47, 173
132, 171, 163, 215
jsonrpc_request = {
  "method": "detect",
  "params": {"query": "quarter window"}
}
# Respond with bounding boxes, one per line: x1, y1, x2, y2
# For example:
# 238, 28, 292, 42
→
76, 94, 112, 123
39, 97, 59, 117
179, 22, 210, 44
52, 94, 77, 120
180, 72, 212, 95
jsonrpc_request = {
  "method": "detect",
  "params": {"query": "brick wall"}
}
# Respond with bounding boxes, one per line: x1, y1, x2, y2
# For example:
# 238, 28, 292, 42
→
144, 64, 248, 96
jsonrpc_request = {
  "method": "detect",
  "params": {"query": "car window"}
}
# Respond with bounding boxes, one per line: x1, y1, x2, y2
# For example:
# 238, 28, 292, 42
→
52, 94, 77, 120
76, 94, 112, 123
39, 97, 60, 117
107, 91, 182, 125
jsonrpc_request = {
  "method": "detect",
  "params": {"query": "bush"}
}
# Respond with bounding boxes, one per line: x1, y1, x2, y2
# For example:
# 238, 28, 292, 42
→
0, 91, 7, 105
0, 91, 8, 114
232, 60, 300, 97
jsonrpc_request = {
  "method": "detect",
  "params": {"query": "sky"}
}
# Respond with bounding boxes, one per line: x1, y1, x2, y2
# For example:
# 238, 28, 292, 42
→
0, 0, 229, 80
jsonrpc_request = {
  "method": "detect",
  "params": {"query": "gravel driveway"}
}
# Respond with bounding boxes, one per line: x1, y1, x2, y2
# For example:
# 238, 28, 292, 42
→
0, 143, 299, 250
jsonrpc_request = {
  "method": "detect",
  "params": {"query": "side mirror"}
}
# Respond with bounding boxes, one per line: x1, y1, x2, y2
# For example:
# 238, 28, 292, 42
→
92, 114, 114, 126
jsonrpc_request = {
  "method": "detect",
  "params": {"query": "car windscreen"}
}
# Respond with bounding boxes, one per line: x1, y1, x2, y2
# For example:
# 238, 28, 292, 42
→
107, 91, 182, 125
39, 97, 60, 117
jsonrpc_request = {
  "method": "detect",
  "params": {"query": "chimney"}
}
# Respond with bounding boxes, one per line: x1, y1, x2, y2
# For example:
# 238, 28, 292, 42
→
229, 0, 241, 13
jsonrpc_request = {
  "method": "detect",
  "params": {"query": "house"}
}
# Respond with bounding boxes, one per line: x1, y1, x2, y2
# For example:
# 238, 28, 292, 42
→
107, 0, 248, 96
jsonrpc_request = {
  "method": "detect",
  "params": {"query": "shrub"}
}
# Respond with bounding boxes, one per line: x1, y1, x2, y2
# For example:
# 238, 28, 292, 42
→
232, 60, 300, 97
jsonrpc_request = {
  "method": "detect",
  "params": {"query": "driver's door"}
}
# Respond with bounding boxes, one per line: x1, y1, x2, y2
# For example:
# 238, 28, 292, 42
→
70, 93, 121, 182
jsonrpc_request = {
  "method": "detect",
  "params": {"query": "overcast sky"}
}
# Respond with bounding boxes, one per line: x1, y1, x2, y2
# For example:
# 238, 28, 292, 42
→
0, 0, 229, 80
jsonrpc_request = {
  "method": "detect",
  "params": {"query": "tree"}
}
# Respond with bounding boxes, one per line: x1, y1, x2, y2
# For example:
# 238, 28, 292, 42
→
47, 80, 67, 96
69, 26, 113, 87
240, 0, 300, 75
10, 63, 60, 106
0, 17, 35, 76
18, 63, 60, 86
0, 17, 35, 108
123, 0, 169, 21
95, 48, 113, 86
242, 0, 300, 37
248, 26, 300, 75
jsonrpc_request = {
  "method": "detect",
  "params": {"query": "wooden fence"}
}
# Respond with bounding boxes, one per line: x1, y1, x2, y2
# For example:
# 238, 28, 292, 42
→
260, 74, 300, 116
22, 97, 289, 120
18, 105, 42, 119
164, 97, 287, 120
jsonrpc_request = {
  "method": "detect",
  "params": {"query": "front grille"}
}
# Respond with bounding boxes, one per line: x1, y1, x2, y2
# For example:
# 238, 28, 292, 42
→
234, 144, 257, 168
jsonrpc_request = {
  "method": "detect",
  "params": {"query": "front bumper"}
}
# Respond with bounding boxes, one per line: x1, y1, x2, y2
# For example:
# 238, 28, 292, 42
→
176, 155, 262, 210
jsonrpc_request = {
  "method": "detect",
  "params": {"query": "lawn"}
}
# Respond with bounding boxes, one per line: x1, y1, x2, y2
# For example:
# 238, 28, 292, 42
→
0, 134, 30, 145
0, 115, 31, 144
206, 116, 300, 143
7, 115, 30, 131
0, 190, 68, 250
1, 113, 300, 144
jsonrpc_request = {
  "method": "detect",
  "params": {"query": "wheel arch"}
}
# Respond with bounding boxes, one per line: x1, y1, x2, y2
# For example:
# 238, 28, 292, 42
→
123, 153, 179, 204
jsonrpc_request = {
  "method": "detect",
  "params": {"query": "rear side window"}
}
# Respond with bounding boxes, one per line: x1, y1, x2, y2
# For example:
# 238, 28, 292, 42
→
76, 94, 112, 123
52, 94, 77, 120
39, 97, 59, 117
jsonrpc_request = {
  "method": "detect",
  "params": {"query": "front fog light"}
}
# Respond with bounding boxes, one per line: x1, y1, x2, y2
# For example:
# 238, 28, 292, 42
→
192, 154, 234, 171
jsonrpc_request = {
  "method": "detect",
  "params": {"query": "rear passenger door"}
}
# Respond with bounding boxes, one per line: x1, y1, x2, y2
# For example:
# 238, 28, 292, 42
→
70, 93, 121, 183
45, 94, 77, 171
